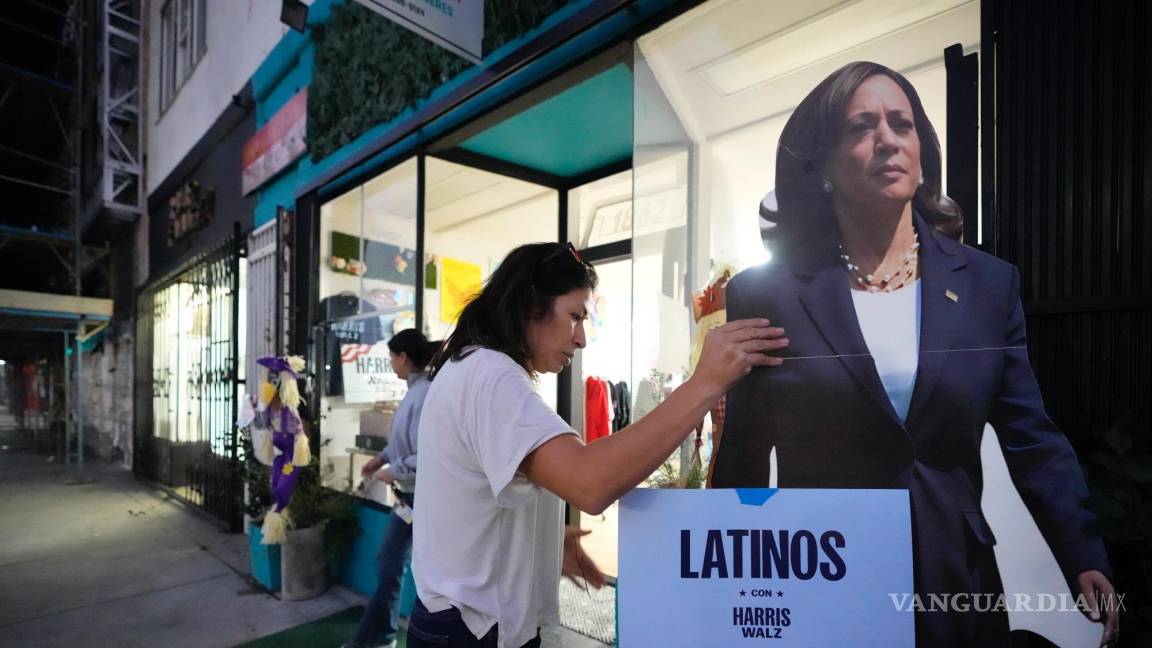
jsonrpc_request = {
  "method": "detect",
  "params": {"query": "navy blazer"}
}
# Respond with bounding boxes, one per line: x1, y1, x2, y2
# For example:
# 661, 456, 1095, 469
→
712, 213, 1110, 646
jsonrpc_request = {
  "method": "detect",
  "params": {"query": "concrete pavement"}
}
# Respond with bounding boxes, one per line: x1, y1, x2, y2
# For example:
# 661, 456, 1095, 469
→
0, 419, 366, 648
0, 415, 612, 648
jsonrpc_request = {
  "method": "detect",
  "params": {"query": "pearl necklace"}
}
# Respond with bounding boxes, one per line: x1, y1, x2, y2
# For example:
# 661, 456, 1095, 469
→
839, 232, 920, 293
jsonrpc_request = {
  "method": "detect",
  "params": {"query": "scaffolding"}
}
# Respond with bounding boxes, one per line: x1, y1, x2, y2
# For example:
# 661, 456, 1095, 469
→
97, 0, 142, 219
0, 0, 136, 466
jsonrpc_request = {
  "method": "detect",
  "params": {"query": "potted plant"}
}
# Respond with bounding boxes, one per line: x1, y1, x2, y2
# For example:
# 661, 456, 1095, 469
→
245, 354, 360, 600
649, 455, 707, 489
279, 443, 359, 601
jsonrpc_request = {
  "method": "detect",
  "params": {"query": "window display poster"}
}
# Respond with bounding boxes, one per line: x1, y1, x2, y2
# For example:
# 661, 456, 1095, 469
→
618, 488, 913, 646
340, 342, 407, 404
439, 256, 482, 324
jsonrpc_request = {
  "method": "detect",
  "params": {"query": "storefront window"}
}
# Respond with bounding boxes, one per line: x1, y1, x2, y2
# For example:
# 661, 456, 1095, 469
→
572, 169, 633, 249
632, 49, 696, 483
575, 255, 633, 579
422, 157, 560, 408
568, 171, 635, 579
317, 158, 419, 493
634, 0, 981, 481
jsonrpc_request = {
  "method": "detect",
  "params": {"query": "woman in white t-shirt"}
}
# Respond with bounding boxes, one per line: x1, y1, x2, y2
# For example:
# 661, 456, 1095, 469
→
410, 242, 788, 648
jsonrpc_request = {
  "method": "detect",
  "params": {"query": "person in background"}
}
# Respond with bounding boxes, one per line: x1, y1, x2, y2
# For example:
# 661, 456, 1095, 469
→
408, 242, 788, 648
344, 328, 439, 648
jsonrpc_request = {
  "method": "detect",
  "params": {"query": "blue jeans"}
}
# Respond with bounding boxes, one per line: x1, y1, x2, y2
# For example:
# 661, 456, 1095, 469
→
406, 599, 541, 648
350, 492, 414, 647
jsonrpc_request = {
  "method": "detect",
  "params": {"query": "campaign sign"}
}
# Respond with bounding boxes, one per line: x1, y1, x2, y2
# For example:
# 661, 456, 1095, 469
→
341, 342, 408, 404
619, 488, 913, 647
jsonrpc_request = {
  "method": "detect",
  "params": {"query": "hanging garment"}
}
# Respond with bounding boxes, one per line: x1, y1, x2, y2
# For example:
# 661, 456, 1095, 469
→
584, 377, 611, 442
615, 381, 632, 428
604, 380, 615, 433
612, 381, 626, 431
608, 381, 619, 431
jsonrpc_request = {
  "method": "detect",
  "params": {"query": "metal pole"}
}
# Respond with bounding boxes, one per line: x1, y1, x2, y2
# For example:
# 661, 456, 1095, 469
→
0, 173, 73, 195
415, 155, 425, 334
62, 332, 70, 463
76, 318, 84, 467
230, 223, 242, 531
71, 0, 82, 468
0, 143, 77, 172
274, 208, 284, 354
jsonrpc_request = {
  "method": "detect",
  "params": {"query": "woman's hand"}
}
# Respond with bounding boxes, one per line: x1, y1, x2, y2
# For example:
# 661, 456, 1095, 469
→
360, 455, 385, 479
562, 527, 606, 590
1076, 570, 1119, 646
691, 319, 788, 397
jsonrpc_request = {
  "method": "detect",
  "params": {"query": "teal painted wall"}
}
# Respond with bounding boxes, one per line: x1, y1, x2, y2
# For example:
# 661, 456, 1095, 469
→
338, 502, 390, 595
337, 501, 416, 617
459, 62, 634, 177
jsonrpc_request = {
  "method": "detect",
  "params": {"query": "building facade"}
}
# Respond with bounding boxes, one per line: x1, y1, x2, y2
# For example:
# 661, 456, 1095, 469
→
131, 0, 294, 529
122, 0, 1151, 642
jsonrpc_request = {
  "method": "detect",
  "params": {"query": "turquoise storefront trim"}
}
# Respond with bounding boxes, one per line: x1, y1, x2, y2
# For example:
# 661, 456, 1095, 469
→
248, 520, 283, 591
337, 501, 417, 618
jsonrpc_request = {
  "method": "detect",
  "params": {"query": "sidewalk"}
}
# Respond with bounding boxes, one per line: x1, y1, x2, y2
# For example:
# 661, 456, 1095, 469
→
0, 421, 363, 648
0, 417, 613, 648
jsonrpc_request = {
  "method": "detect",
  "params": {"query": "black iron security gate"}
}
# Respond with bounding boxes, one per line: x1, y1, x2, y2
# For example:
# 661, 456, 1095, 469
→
134, 234, 245, 531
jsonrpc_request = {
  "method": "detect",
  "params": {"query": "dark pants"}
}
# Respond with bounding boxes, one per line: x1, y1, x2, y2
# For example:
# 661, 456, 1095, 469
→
349, 492, 415, 647
406, 599, 541, 648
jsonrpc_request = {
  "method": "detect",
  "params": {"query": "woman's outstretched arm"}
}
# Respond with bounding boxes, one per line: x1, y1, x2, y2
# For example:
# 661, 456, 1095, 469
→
519, 319, 787, 514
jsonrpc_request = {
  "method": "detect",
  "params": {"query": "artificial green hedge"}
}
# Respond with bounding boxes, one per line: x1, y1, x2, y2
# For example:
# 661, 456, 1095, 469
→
310, 0, 571, 159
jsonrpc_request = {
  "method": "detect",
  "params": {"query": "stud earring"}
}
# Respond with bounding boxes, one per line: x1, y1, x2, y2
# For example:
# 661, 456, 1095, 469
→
918, 168, 925, 186
821, 179, 834, 194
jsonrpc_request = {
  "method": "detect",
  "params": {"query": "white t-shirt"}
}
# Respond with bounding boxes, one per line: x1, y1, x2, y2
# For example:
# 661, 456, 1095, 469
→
850, 281, 921, 422
413, 347, 576, 648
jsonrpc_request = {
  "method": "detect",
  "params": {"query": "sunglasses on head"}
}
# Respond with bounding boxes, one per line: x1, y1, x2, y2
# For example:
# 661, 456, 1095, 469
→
532, 242, 592, 289
539, 242, 585, 267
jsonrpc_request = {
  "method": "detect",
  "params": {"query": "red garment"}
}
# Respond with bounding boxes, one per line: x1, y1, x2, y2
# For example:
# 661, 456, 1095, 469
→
584, 377, 611, 442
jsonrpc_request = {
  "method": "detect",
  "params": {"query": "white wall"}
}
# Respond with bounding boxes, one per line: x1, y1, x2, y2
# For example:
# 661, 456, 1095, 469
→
145, 0, 294, 194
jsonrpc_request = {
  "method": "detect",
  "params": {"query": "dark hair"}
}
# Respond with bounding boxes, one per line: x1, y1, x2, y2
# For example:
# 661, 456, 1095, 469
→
429, 242, 598, 379
771, 61, 962, 250
387, 328, 438, 369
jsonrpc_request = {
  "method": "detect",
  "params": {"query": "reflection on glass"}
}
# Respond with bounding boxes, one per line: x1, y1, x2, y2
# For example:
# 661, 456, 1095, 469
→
572, 169, 633, 249
318, 159, 419, 494
578, 257, 634, 579
422, 157, 560, 409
